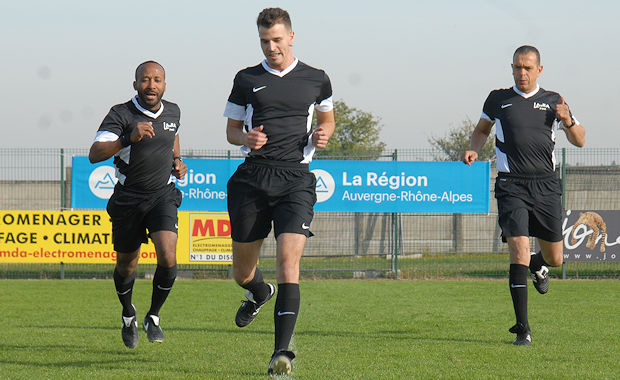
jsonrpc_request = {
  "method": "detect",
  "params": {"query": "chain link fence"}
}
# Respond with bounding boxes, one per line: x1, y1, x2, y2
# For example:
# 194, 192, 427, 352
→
1, 147, 618, 279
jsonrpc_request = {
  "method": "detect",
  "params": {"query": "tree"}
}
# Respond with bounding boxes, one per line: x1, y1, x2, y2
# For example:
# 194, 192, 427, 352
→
315, 100, 386, 159
428, 118, 496, 162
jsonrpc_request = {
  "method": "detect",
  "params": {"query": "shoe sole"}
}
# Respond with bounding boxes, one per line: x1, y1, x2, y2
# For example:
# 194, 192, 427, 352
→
269, 356, 292, 375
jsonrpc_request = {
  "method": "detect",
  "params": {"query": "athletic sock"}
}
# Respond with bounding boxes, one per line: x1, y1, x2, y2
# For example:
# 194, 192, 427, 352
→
113, 267, 136, 317
274, 283, 300, 352
241, 268, 270, 304
529, 251, 548, 272
147, 264, 177, 317
509, 264, 529, 329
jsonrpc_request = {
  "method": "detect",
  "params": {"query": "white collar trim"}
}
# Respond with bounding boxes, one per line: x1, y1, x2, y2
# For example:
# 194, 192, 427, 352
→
132, 96, 164, 119
261, 58, 298, 77
513, 84, 540, 99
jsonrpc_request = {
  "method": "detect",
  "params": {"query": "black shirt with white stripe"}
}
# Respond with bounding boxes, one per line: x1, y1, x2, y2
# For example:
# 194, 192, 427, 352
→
224, 59, 333, 163
482, 85, 574, 175
94, 96, 180, 192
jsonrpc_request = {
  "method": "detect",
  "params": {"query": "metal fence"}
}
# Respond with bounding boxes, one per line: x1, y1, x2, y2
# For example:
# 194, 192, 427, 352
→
0, 147, 618, 280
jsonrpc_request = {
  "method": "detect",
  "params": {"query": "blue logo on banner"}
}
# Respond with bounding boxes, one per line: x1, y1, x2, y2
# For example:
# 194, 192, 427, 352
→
72, 157, 489, 213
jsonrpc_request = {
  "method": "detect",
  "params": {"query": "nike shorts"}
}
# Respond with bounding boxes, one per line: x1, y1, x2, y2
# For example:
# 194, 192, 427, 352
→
106, 183, 182, 253
227, 158, 316, 242
494, 172, 563, 243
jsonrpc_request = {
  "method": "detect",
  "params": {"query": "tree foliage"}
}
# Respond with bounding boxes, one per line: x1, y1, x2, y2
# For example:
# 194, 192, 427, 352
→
428, 118, 496, 161
315, 100, 386, 159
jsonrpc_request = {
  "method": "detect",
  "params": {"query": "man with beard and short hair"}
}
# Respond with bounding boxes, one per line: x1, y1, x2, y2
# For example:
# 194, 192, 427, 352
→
223, 7, 335, 376
462, 45, 586, 346
89, 60, 187, 349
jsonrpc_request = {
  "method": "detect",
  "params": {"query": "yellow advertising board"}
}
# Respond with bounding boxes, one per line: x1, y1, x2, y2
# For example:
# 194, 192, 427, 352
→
0, 211, 232, 265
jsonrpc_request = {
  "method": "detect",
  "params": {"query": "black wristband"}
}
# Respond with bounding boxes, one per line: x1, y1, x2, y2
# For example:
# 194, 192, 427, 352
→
173, 156, 183, 162
119, 133, 132, 147
564, 119, 576, 129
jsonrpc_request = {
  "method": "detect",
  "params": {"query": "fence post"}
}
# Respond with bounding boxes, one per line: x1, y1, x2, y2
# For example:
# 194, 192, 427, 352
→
60, 148, 65, 209
392, 149, 399, 279
561, 148, 566, 279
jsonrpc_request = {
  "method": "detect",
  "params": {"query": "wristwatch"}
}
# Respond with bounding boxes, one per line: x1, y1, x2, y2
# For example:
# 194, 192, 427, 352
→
564, 118, 576, 129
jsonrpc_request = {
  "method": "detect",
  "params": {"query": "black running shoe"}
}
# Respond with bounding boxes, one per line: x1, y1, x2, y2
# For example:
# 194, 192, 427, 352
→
143, 314, 164, 343
509, 323, 532, 346
268, 350, 295, 376
235, 283, 276, 328
121, 305, 138, 349
532, 265, 550, 294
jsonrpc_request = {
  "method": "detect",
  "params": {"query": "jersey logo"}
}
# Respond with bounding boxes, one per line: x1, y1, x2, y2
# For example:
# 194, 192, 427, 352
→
533, 102, 551, 111
252, 86, 267, 93
501, 103, 512, 109
163, 122, 177, 132
301, 223, 310, 230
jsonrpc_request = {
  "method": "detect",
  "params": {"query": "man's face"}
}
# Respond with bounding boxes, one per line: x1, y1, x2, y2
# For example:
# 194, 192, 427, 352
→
133, 63, 166, 110
511, 52, 542, 93
259, 23, 294, 71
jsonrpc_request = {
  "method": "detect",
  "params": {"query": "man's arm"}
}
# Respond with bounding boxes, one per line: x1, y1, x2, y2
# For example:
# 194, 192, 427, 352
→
172, 134, 187, 179
563, 123, 586, 147
312, 110, 335, 148
462, 118, 494, 165
226, 118, 268, 150
88, 121, 155, 163
556, 97, 585, 147
89, 140, 123, 163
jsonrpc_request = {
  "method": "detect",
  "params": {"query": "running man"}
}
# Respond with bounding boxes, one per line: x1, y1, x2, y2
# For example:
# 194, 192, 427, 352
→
89, 61, 187, 348
223, 7, 335, 375
463, 45, 586, 345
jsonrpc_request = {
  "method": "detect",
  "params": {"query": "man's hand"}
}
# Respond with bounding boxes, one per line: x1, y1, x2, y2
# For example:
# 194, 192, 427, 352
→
462, 150, 478, 166
172, 158, 187, 179
245, 125, 268, 150
312, 127, 330, 149
131, 121, 155, 143
556, 97, 572, 126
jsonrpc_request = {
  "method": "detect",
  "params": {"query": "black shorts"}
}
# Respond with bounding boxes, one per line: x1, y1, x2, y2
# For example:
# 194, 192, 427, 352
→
106, 183, 182, 253
494, 172, 563, 242
227, 158, 316, 242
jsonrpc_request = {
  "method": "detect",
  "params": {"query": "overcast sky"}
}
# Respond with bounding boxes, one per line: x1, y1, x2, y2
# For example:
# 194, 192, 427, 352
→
1, 0, 618, 152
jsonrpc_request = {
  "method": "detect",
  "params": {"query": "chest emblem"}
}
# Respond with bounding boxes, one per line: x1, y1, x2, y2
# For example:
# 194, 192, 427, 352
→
533, 102, 551, 111
252, 86, 267, 93
163, 122, 177, 132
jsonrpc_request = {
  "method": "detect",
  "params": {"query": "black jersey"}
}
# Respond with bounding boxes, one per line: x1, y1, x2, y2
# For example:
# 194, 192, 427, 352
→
95, 96, 180, 192
224, 59, 333, 163
482, 86, 567, 175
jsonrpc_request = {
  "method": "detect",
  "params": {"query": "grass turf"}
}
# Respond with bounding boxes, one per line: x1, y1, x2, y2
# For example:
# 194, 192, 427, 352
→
0, 279, 618, 379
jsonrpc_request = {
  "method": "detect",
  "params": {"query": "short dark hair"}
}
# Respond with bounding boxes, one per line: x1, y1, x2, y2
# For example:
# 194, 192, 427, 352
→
135, 60, 165, 80
513, 45, 540, 66
256, 7, 292, 30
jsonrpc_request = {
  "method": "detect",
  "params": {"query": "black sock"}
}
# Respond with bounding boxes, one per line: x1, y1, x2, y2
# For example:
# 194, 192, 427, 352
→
529, 251, 548, 272
274, 283, 300, 352
509, 264, 529, 329
148, 264, 177, 317
241, 268, 270, 304
113, 267, 136, 317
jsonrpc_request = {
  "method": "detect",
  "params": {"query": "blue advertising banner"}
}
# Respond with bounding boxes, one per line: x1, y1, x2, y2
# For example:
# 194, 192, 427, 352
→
72, 157, 489, 213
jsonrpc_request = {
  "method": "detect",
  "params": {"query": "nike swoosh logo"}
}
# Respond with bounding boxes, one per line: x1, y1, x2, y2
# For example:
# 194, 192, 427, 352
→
117, 288, 132, 296
510, 284, 527, 288
302, 223, 310, 230
277, 311, 296, 316
253, 86, 267, 93
501, 103, 512, 109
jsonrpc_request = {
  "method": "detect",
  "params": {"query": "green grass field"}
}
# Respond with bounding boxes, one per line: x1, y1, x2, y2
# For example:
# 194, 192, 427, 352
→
1, 279, 618, 379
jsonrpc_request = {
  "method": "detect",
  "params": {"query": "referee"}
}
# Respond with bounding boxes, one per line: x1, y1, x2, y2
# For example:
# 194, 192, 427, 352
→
463, 45, 585, 345
89, 61, 187, 349
223, 7, 335, 376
